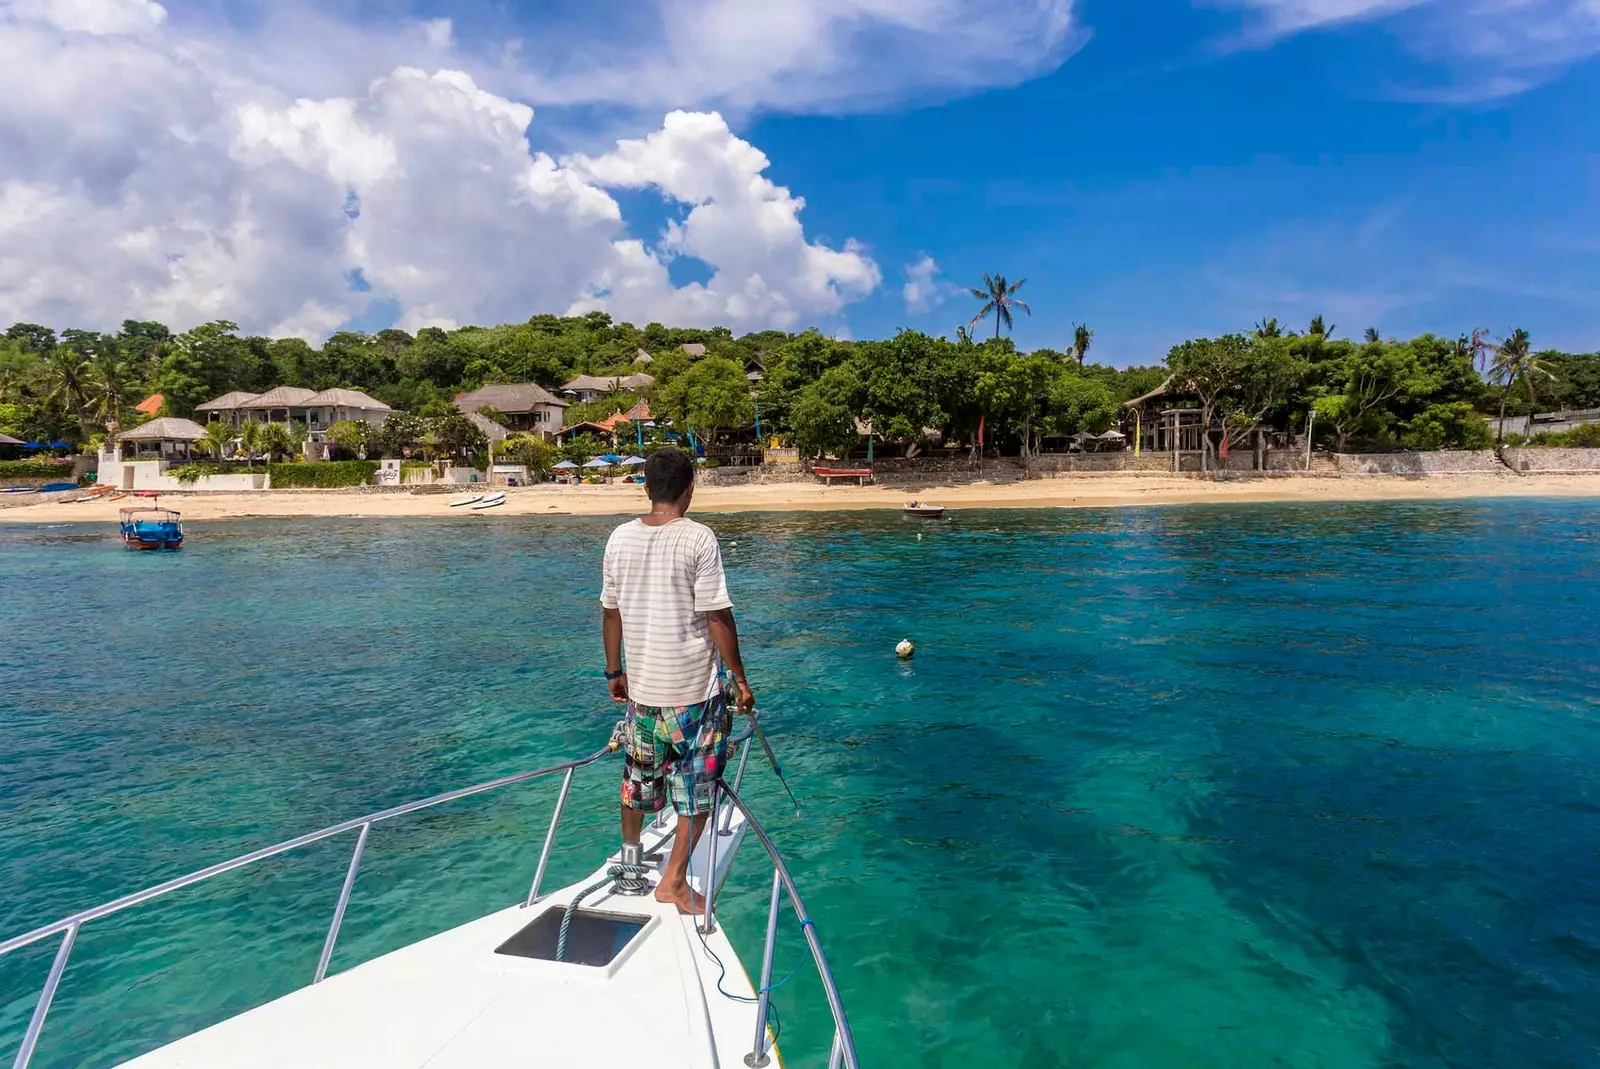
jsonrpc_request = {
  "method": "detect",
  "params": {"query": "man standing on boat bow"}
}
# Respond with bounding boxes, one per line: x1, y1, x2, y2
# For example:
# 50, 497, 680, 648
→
601, 447, 756, 914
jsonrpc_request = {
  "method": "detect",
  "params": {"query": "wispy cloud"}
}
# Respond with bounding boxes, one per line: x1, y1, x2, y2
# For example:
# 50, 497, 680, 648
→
902, 254, 957, 314
1209, 0, 1600, 97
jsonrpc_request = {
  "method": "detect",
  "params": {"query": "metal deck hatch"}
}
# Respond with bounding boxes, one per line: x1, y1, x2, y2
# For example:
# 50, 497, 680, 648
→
493, 907, 651, 967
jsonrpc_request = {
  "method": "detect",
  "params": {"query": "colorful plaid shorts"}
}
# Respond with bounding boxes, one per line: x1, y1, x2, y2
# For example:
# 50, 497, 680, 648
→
621, 693, 731, 817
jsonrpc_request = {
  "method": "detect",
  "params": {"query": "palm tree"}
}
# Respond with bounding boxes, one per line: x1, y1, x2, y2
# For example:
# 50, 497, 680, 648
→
1071, 323, 1094, 367
84, 350, 134, 432
1363, 327, 1381, 344
1489, 328, 1557, 443
262, 421, 302, 462
1308, 315, 1336, 338
238, 420, 267, 465
38, 347, 93, 422
968, 273, 1031, 340
200, 420, 236, 461
1254, 318, 1282, 339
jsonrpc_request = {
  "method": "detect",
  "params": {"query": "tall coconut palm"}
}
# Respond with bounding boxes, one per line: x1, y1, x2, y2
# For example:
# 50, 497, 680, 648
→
1490, 328, 1556, 443
1363, 327, 1381, 344
968, 273, 1031, 340
1308, 315, 1336, 338
1254, 318, 1282, 339
38, 347, 93, 422
1071, 323, 1094, 367
84, 350, 134, 432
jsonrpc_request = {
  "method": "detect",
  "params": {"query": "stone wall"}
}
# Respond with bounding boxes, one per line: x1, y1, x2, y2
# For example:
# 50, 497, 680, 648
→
1500, 447, 1600, 473
1333, 451, 1504, 475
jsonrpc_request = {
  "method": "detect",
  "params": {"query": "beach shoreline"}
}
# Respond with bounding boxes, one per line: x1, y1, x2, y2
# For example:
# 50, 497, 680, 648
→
5, 471, 1600, 523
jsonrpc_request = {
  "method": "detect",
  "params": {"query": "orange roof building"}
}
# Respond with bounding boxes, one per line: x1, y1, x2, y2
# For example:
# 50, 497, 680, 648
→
133, 393, 164, 416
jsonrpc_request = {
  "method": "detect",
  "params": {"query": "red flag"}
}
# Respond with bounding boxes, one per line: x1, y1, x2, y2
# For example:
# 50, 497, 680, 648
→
977, 413, 985, 447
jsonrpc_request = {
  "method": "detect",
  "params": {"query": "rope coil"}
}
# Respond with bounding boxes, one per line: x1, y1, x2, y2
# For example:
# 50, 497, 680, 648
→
554, 862, 651, 962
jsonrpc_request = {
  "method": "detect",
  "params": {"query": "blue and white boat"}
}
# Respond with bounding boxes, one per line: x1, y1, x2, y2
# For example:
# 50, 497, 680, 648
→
119, 507, 184, 550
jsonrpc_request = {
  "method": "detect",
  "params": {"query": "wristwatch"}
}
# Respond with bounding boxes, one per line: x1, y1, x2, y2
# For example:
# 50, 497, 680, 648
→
604, 668, 625, 681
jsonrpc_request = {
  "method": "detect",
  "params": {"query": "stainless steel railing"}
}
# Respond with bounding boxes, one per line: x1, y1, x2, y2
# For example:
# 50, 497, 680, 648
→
1, 724, 861, 1069
0, 745, 613, 1069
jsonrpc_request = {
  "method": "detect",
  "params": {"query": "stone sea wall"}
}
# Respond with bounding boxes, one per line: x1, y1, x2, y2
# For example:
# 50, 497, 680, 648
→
1500, 448, 1600, 473
1333, 451, 1504, 475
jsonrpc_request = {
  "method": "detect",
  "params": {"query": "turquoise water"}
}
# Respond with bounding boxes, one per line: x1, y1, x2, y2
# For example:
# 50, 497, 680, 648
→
2, 503, 1599, 1068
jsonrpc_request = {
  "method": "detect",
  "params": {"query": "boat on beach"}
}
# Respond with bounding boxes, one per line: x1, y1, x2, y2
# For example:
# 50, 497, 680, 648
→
901, 501, 945, 518
118, 507, 184, 550
0, 726, 860, 1069
470, 491, 507, 511
448, 493, 484, 507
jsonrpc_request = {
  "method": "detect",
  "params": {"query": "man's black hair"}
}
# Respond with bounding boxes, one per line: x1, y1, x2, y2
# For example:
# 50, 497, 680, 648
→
644, 447, 695, 503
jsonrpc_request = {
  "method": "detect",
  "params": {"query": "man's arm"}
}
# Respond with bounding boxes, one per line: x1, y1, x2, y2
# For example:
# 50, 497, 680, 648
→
706, 608, 754, 714
603, 607, 627, 702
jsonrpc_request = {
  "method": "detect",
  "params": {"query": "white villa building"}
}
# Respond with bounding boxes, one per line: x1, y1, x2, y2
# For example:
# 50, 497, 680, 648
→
195, 387, 392, 443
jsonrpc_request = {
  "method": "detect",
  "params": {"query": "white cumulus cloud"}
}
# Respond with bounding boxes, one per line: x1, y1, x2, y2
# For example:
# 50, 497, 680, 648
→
0, 1, 880, 339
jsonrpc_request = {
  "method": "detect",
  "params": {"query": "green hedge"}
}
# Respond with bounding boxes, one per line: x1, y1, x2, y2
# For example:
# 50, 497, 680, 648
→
0, 460, 73, 478
267, 461, 379, 488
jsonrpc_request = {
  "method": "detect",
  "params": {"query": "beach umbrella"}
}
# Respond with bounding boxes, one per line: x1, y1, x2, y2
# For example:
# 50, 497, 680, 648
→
621, 456, 646, 466
600, 453, 623, 464
553, 460, 578, 469
582, 457, 612, 468
22, 441, 42, 449
47, 440, 71, 448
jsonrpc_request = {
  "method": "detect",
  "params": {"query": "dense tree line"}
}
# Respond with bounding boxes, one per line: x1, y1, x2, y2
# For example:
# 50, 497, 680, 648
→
1, 311, 1595, 457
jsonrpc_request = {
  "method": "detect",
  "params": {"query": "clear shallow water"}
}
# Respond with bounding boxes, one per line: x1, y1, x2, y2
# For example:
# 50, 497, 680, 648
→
2, 502, 1598, 1069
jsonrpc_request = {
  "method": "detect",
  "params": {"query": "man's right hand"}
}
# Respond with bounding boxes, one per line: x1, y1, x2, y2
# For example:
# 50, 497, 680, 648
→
733, 677, 755, 716
609, 674, 629, 703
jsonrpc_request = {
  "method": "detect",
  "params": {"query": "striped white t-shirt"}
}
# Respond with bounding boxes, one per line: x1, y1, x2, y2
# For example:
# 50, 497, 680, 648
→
599, 517, 733, 707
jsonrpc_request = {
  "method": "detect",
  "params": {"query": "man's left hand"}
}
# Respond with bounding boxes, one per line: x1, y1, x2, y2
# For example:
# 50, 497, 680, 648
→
733, 678, 755, 715
608, 674, 629, 703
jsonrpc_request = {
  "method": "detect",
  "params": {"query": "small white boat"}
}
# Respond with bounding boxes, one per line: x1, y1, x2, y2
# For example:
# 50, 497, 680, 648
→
902, 501, 945, 518
470, 491, 507, 511
0, 728, 860, 1069
448, 493, 484, 508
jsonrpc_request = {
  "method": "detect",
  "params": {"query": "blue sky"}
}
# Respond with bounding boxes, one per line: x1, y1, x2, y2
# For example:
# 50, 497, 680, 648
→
3, 0, 1597, 363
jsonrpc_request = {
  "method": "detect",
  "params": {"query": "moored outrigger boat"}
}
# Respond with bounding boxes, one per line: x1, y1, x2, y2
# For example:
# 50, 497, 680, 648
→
0, 724, 860, 1069
118, 507, 183, 550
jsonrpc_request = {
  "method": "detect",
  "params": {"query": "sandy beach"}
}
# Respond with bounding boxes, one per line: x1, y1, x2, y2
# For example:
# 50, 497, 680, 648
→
5, 472, 1600, 523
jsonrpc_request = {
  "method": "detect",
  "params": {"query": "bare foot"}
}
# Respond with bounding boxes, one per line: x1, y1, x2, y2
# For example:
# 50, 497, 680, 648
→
654, 882, 706, 915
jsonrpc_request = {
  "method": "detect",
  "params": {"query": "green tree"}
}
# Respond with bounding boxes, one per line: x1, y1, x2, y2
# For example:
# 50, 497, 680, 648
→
968, 273, 1031, 341
429, 412, 488, 462
84, 348, 135, 432
1311, 341, 1418, 450
326, 419, 373, 458
1403, 402, 1492, 450
200, 420, 236, 460
655, 356, 752, 445
38, 347, 93, 436
262, 421, 303, 462
1167, 335, 1303, 470
1254, 318, 1283, 339
238, 420, 267, 465
1308, 316, 1336, 339
503, 433, 558, 478
790, 367, 861, 459
374, 412, 427, 458
1489, 329, 1557, 443
5, 323, 57, 354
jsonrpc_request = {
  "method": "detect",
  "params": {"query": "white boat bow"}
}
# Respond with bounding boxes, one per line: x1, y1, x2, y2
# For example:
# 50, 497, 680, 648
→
1, 727, 859, 1069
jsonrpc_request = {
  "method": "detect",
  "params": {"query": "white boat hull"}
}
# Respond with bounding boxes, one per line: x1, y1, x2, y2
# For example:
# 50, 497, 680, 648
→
115, 813, 762, 1069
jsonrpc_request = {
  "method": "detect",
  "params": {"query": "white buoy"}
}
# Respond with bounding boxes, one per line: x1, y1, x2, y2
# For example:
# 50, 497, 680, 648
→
729, 541, 738, 547
916, 532, 923, 541
895, 639, 915, 659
